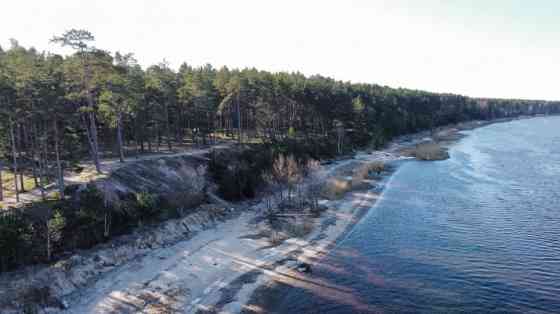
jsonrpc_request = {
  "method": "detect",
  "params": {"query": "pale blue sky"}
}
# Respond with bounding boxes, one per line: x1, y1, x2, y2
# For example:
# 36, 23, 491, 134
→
2, 0, 559, 100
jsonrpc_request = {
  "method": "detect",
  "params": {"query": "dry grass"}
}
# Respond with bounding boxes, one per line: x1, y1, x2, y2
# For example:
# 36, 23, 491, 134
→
1, 171, 37, 198
267, 229, 287, 246
414, 142, 450, 161
321, 160, 385, 200
283, 217, 315, 238
322, 177, 352, 200
351, 161, 385, 187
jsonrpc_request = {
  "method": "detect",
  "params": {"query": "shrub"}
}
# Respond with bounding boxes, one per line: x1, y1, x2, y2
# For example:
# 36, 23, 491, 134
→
322, 177, 352, 200
136, 191, 158, 214
0, 210, 32, 272
283, 217, 315, 238
46, 210, 66, 260
209, 146, 273, 200
63, 184, 80, 196
414, 142, 450, 161
351, 161, 385, 185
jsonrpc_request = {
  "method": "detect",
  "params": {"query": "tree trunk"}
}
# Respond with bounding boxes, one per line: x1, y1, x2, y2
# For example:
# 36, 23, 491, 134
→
53, 117, 65, 199
29, 123, 40, 189
104, 212, 111, 238
156, 121, 161, 152
137, 119, 144, 154
237, 93, 242, 144
46, 225, 51, 261
19, 170, 25, 193
38, 152, 46, 201
38, 127, 49, 200
42, 129, 50, 186
82, 113, 101, 173
16, 123, 25, 193
83, 56, 102, 174
164, 103, 172, 151
0, 162, 3, 202
147, 130, 152, 152
88, 110, 101, 172
116, 111, 125, 163
9, 121, 19, 203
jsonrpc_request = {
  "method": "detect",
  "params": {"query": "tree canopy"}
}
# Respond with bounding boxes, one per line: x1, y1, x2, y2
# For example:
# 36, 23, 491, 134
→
0, 29, 559, 201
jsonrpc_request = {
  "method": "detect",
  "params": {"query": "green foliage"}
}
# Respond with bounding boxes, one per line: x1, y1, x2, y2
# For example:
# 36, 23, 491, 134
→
0, 210, 31, 272
2, 33, 560, 274
135, 191, 159, 219
208, 140, 327, 201
47, 210, 66, 242
287, 127, 296, 138
209, 147, 271, 200
0, 184, 169, 272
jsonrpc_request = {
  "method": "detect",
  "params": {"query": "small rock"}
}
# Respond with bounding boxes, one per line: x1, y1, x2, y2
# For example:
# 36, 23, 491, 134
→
296, 263, 312, 273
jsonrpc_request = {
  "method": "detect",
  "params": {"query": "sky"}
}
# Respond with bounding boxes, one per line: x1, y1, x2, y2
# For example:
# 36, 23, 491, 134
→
1, 0, 559, 100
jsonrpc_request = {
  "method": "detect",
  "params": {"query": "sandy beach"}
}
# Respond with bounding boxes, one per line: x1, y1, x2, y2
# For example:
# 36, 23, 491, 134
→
0, 119, 510, 314
59, 152, 399, 313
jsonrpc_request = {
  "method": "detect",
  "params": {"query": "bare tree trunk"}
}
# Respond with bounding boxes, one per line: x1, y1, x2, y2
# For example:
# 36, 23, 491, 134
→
0, 162, 3, 202
9, 121, 19, 203
88, 110, 101, 172
47, 226, 51, 261
33, 123, 48, 200
53, 117, 64, 199
39, 154, 46, 201
42, 129, 50, 185
104, 212, 111, 238
84, 57, 102, 174
147, 130, 152, 152
164, 103, 172, 151
28, 122, 40, 189
133, 117, 142, 156
116, 111, 125, 163
237, 93, 242, 144
18, 169, 25, 193
102, 183, 111, 237
16, 123, 25, 193
82, 113, 102, 173
156, 121, 161, 152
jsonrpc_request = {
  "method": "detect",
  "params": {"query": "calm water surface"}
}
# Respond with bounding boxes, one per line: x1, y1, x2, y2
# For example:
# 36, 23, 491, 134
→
269, 116, 560, 313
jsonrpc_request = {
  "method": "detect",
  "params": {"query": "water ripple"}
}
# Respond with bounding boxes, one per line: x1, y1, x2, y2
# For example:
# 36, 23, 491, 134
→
271, 116, 560, 314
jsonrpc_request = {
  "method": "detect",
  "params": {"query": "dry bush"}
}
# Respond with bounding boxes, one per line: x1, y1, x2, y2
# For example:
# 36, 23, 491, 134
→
303, 159, 326, 209
261, 226, 287, 246
272, 154, 302, 197
322, 177, 352, 200
369, 161, 385, 175
268, 230, 286, 246
351, 164, 370, 188
351, 161, 385, 187
324, 161, 386, 199
414, 142, 450, 161
281, 217, 315, 238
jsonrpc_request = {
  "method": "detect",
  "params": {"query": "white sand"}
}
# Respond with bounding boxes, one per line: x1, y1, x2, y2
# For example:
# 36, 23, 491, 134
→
56, 150, 397, 314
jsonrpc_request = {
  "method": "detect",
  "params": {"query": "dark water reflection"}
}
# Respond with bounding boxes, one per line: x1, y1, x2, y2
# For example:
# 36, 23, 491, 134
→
267, 117, 560, 314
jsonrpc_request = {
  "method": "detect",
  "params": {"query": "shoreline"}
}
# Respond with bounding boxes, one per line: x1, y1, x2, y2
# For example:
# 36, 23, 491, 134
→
240, 114, 560, 313
0, 116, 535, 313
230, 167, 404, 313
232, 118, 510, 313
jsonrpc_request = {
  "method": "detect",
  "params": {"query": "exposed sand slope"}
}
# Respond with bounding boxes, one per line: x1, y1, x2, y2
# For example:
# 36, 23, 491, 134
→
2, 144, 229, 208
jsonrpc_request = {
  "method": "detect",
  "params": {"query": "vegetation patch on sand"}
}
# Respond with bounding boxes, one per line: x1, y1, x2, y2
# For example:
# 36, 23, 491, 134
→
401, 141, 450, 161
322, 160, 385, 200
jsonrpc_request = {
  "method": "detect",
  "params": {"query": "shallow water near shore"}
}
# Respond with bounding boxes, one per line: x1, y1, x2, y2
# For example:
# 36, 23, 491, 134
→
258, 116, 560, 314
